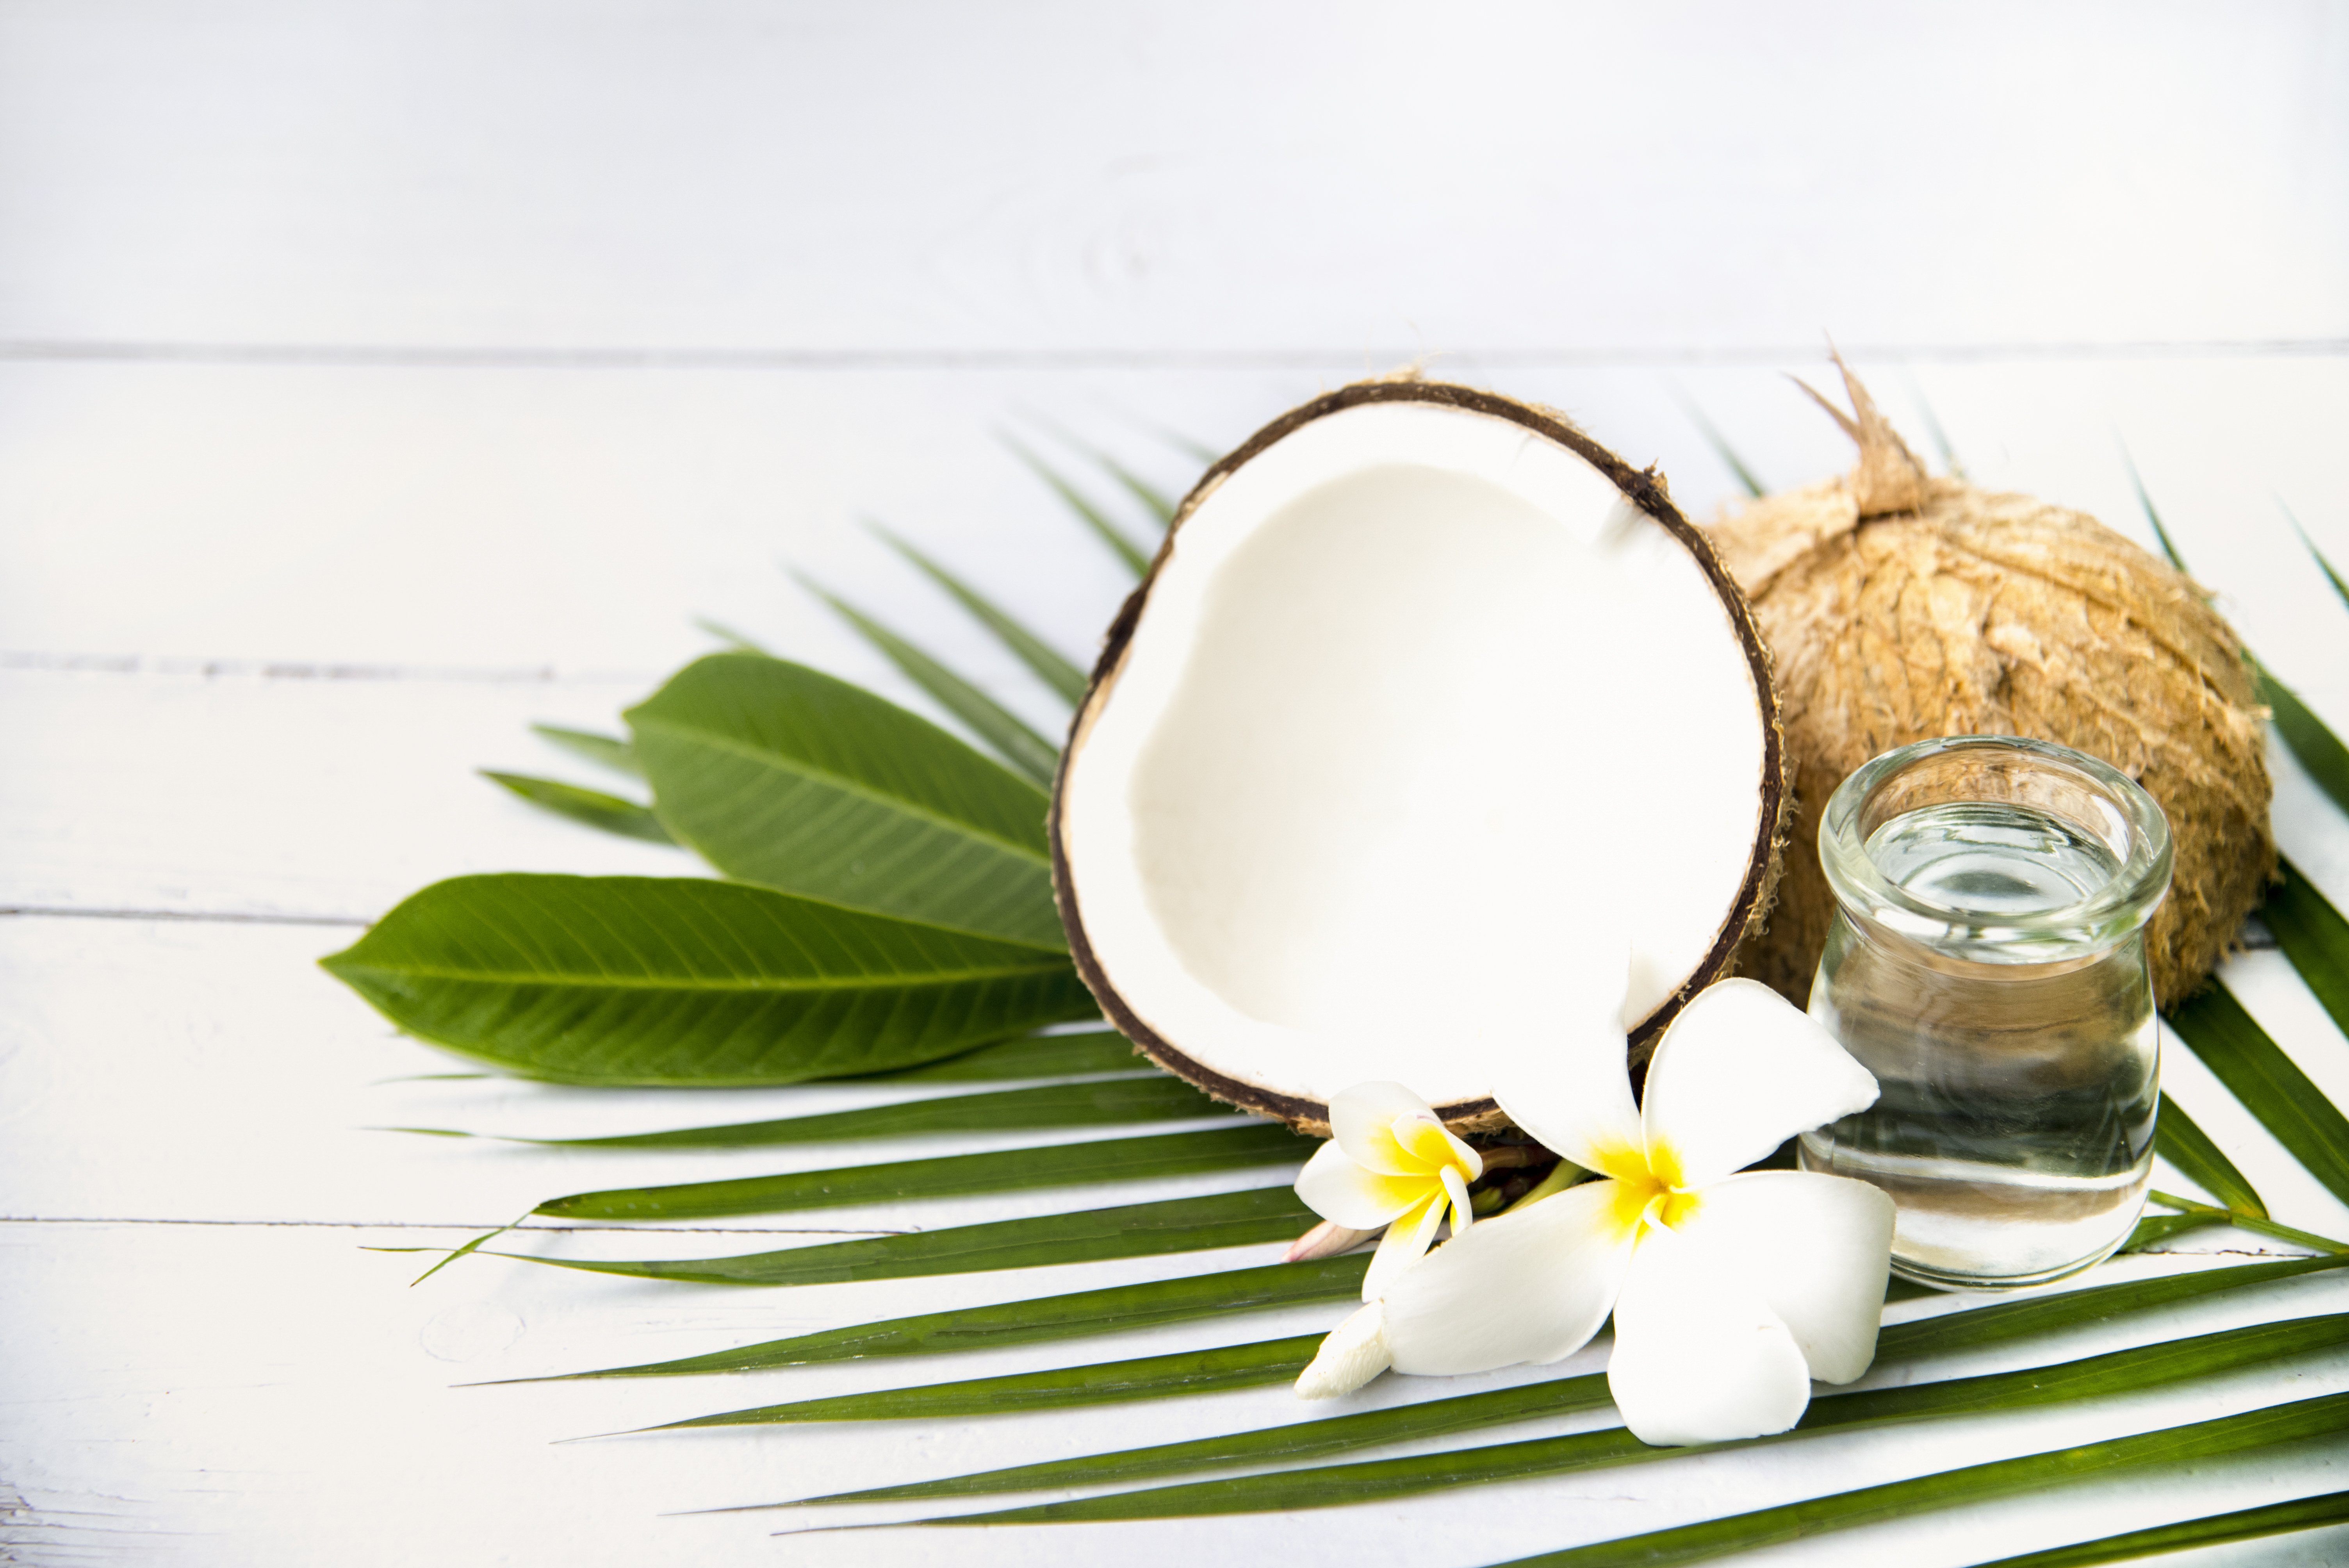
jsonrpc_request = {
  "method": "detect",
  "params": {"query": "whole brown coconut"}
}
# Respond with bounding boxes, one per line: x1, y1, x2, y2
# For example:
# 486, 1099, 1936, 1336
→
1707, 362, 2272, 1009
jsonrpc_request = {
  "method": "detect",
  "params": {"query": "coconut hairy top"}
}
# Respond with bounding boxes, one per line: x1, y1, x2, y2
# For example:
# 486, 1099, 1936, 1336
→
1051, 379, 1788, 1134
1707, 364, 2272, 1008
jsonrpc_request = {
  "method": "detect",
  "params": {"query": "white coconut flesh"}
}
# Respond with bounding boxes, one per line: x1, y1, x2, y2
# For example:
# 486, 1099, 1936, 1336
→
1055, 391, 1780, 1126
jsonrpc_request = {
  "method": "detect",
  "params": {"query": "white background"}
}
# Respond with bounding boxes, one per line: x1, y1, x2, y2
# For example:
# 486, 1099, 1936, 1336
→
5, 3, 2349, 1564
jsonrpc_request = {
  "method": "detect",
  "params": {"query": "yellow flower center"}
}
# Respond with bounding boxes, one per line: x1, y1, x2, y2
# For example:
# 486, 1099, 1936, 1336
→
1597, 1142, 1700, 1239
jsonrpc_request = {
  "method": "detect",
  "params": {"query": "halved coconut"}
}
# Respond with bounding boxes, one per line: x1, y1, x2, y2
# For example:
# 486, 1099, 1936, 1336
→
1051, 380, 1786, 1133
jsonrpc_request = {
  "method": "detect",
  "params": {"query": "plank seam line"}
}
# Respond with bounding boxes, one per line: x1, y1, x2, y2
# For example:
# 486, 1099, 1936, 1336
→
0, 906, 371, 928
0, 1215, 909, 1235
0, 650, 663, 685
2, 339, 2345, 369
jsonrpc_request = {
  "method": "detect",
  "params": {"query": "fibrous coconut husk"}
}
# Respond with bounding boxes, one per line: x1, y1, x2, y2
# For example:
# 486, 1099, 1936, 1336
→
1707, 360, 2272, 1009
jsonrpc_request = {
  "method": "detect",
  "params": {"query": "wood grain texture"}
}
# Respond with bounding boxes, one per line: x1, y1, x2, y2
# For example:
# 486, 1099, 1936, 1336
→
6, 2, 2349, 1562
0, 3, 2342, 355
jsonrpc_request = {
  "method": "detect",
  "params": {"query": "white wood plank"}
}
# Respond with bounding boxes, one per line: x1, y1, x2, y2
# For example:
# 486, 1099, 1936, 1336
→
0, 668, 692, 921
5, 1218, 2347, 1568
0, 3, 2342, 355
2, 358, 2342, 684
0, 914, 1298, 1232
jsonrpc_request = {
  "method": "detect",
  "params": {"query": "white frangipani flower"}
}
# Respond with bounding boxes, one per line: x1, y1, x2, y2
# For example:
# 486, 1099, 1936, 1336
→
1293, 1081, 1483, 1301
1294, 977, 1894, 1445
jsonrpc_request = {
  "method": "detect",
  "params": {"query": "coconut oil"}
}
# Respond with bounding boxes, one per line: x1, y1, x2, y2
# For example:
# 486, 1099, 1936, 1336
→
1797, 738, 2173, 1290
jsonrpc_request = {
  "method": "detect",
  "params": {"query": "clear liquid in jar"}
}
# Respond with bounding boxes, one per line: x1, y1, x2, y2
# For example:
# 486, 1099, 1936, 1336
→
1799, 802, 2159, 1289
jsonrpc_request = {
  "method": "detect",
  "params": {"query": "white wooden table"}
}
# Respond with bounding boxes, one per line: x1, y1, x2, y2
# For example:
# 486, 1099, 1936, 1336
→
5, 5, 2349, 1564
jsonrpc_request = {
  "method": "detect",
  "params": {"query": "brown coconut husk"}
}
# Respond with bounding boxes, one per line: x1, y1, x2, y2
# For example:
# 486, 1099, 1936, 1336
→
1708, 360, 2272, 1009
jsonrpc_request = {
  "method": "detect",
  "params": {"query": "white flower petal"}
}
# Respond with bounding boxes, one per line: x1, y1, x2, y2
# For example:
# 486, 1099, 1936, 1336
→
1670, 1171, 1894, 1384
1296, 1302, 1394, 1400
1360, 1191, 1449, 1300
1331, 1081, 1443, 1174
1381, 1177, 1637, 1375
1606, 1222, 1811, 1445
1640, 979, 1879, 1188
1439, 1164, 1474, 1233
1294, 1139, 1431, 1229
1492, 1036, 1643, 1181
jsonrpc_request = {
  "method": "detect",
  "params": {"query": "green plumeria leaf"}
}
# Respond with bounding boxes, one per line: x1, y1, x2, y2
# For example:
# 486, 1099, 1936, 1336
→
2256, 662, 2349, 816
478, 771, 675, 844
1964, 1487, 2349, 1568
1006, 438, 1153, 576
626, 653, 1064, 949
2169, 979, 2349, 1211
2155, 1091, 2268, 1217
524, 1255, 1371, 1381
800, 576, 1061, 786
2265, 858, 2349, 1042
530, 723, 642, 779
763, 1253, 2349, 1512
852, 1030, 1143, 1082
871, 526, 1091, 704
645, 1335, 1322, 1433
896, 1313, 2349, 1526
534, 1123, 1305, 1221
1478, 1391, 2349, 1568
487, 1184, 1316, 1286
416, 1074, 1229, 1150
319, 874, 1093, 1085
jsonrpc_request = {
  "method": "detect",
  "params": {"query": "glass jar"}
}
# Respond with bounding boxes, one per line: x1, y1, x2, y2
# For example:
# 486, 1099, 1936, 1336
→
1797, 735, 2174, 1290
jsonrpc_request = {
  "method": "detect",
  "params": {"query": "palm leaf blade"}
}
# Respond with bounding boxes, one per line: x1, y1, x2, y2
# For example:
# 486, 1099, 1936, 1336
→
765, 1253, 2349, 1511
2257, 663, 2349, 816
478, 771, 675, 844
533, 1123, 1305, 1221
802, 577, 1060, 786
2155, 1092, 2269, 1217
2146, 1189, 2348, 1256
530, 723, 642, 778
872, 527, 1091, 703
1476, 1391, 2349, 1568
907, 1313, 2349, 1526
538, 1255, 1371, 1379
778, 1376, 1611, 1510
488, 1185, 1316, 1286
446, 1074, 1226, 1150
652, 1335, 1323, 1430
1964, 1487, 2349, 1568
2264, 858, 2349, 1042
1007, 438, 1152, 576
2168, 980, 2349, 1210
1677, 398, 1765, 498
2285, 503, 2349, 612
856, 1030, 1143, 1082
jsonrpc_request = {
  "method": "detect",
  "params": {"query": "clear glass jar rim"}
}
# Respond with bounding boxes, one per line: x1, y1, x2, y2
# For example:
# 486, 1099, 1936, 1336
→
1818, 734, 2174, 953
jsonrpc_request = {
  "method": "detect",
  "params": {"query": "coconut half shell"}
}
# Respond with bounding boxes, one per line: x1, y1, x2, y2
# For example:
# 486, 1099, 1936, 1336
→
1051, 380, 1788, 1133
